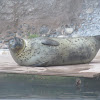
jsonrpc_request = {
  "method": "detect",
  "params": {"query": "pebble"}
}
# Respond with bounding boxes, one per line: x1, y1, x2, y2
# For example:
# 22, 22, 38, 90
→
2, 45, 8, 49
39, 25, 49, 34
86, 8, 93, 14
65, 28, 74, 34
58, 35, 67, 38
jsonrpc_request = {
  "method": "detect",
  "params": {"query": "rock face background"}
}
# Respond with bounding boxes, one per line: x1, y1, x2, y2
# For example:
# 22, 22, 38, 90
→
72, 0, 100, 37
0, 0, 100, 48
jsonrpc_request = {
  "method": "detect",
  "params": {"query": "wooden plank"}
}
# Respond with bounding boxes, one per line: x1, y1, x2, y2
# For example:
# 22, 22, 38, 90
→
0, 50, 100, 78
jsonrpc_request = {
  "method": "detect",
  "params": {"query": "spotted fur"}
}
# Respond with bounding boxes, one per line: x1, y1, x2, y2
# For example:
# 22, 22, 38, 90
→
9, 36, 100, 67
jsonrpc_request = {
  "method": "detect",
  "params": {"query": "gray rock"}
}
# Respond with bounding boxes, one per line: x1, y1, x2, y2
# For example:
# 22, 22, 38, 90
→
76, 0, 100, 36
0, 41, 2, 43
39, 25, 49, 34
65, 28, 74, 34
19, 30, 24, 33
7, 31, 12, 34
32, 26, 35, 30
0, 0, 99, 40
19, 25, 22, 28
46, 30, 62, 37
10, 33, 15, 36
4, 39, 9, 42
17, 33, 22, 36
2, 45, 8, 49
49, 30, 56, 34
56, 31, 62, 36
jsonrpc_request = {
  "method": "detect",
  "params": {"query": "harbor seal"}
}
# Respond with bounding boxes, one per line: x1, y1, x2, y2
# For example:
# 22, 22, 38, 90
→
8, 36, 100, 67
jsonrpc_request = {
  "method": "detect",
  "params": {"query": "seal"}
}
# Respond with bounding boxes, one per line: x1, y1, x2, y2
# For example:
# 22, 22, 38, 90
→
8, 36, 100, 67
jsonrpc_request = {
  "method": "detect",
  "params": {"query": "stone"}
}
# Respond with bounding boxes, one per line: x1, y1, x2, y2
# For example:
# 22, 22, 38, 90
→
56, 31, 62, 36
86, 8, 94, 14
10, 33, 15, 36
65, 28, 74, 34
32, 26, 35, 30
19, 25, 22, 28
6, 35, 11, 37
18, 33, 22, 36
26, 25, 31, 30
47, 30, 62, 37
39, 25, 49, 34
0, 41, 2, 43
19, 30, 24, 33
58, 35, 66, 38
0, 0, 99, 41
50, 30, 56, 34
7, 31, 12, 34
2, 44, 8, 49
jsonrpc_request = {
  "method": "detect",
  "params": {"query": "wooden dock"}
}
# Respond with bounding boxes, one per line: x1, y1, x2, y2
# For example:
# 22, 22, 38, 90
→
0, 49, 100, 78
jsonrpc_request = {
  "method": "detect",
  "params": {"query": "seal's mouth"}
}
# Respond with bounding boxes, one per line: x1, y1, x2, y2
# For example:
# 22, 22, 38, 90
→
9, 37, 24, 51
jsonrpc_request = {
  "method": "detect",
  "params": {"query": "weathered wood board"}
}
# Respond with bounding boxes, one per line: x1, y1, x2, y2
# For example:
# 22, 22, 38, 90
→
0, 49, 100, 78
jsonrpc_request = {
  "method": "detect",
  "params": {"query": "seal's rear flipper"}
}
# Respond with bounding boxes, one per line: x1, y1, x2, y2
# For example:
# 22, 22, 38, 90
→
41, 38, 59, 46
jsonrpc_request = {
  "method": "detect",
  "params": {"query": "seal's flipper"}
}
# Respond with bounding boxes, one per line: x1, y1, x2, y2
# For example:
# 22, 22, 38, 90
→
41, 38, 59, 46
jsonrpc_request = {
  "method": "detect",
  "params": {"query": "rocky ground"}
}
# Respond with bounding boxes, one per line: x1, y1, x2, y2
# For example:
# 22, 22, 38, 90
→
0, 0, 100, 49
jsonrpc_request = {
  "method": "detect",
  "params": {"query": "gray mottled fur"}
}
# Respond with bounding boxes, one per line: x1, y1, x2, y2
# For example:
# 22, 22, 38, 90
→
9, 36, 100, 67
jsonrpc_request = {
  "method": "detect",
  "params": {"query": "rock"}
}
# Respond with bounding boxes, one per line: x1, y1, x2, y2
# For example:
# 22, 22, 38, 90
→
7, 31, 12, 34
0, 0, 99, 41
39, 25, 49, 34
4, 39, 9, 42
50, 30, 56, 34
27, 25, 31, 30
19, 30, 24, 33
22, 24, 31, 31
23, 23, 28, 27
31, 26, 35, 34
18, 33, 22, 36
42, 34, 46, 37
6, 35, 11, 37
46, 30, 62, 37
2, 44, 8, 49
32, 26, 35, 31
19, 25, 22, 28
58, 35, 66, 38
86, 8, 93, 14
65, 28, 74, 34
10, 33, 15, 36
4, 37, 14, 43
0, 41, 2, 43
56, 31, 61, 36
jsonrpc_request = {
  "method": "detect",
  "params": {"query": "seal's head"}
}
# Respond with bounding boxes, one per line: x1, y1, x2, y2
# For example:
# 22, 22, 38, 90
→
9, 37, 24, 52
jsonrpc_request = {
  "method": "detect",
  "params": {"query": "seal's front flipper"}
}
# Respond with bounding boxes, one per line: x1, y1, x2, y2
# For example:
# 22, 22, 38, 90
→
41, 38, 59, 46
33, 62, 48, 67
